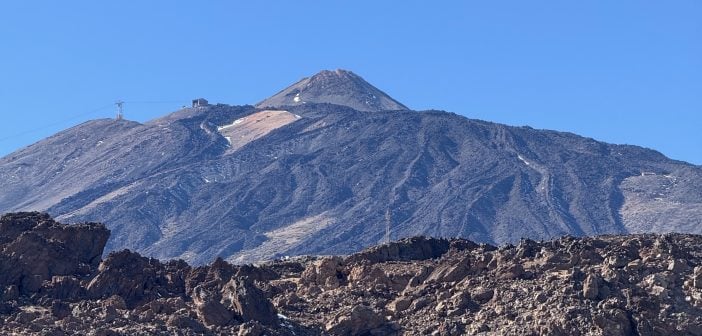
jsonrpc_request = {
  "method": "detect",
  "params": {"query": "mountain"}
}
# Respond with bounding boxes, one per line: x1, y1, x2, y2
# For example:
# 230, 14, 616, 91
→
1, 70, 701, 264
256, 69, 409, 112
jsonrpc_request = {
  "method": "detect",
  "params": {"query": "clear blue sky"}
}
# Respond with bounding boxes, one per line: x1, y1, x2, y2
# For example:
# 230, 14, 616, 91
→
0, 1, 700, 164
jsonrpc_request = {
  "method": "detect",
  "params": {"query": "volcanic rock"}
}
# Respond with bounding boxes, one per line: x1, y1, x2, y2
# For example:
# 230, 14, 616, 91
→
222, 278, 278, 326
1, 213, 702, 335
0, 212, 108, 294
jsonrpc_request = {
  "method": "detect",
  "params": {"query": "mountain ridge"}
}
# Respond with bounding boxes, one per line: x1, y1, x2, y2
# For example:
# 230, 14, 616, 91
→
0, 71, 701, 264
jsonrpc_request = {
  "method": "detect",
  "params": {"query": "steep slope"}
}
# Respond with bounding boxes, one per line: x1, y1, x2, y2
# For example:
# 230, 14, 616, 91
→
256, 69, 409, 112
0, 71, 700, 264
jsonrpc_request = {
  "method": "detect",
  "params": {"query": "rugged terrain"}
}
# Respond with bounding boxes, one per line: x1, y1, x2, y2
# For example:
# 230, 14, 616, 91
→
0, 70, 700, 264
1, 213, 702, 335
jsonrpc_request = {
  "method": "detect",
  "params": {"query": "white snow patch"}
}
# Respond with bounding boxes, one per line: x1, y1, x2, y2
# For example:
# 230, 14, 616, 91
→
293, 93, 301, 103
294, 114, 301, 119
224, 136, 232, 145
517, 154, 530, 166
277, 313, 289, 320
217, 119, 243, 131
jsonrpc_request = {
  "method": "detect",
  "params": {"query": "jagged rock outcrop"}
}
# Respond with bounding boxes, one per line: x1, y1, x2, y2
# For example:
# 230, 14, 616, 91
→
0, 213, 295, 335
267, 233, 702, 335
222, 278, 278, 326
0, 212, 108, 295
2, 213, 702, 335
86, 249, 189, 307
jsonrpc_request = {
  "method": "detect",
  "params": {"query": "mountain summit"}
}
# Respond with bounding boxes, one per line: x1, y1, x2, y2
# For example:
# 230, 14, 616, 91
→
256, 69, 409, 112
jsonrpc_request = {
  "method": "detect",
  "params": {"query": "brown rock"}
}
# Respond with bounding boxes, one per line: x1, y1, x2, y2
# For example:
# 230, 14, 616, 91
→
238, 320, 264, 336
387, 296, 412, 314
583, 273, 600, 300
606, 254, 629, 268
44, 276, 83, 300
86, 250, 176, 308
593, 309, 633, 336
192, 285, 233, 327
301, 257, 344, 290
325, 305, 388, 335
222, 278, 278, 326
410, 297, 430, 311
543, 251, 576, 270
471, 287, 494, 304
404, 266, 432, 289
347, 265, 390, 287
166, 314, 206, 332
0, 212, 108, 296
499, 263, 524, 280
425, 255, 471, 283
450, 291, 471, 310
102, 295, 127, 311
693, 266, 702, 289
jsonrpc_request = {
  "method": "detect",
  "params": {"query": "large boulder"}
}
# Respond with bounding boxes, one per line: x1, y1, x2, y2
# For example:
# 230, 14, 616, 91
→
300, 256, 344, 290
326, 305, 396, 335
86, 250, 187, 307
425, 255, 472, 283
0, 212, 109, 295
583, 273, 600, 300
192, 285, 234, 327
222, 278, 278, 326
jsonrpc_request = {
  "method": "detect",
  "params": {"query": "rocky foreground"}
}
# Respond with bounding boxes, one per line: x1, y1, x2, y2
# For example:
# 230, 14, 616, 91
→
0, 212, 701, 335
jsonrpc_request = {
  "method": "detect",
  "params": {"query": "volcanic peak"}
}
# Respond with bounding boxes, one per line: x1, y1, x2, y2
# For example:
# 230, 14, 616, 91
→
256, 69, 409, 112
